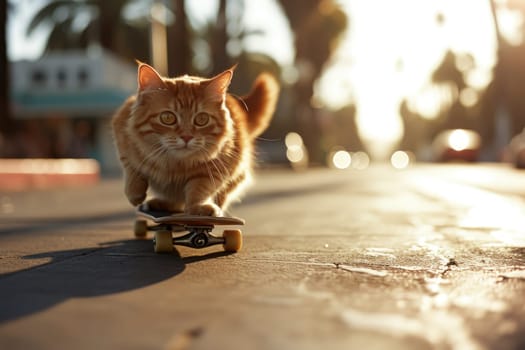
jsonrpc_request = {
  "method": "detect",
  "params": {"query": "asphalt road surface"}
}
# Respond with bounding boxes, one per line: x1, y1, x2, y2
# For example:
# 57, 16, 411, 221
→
0, 164, 524, 350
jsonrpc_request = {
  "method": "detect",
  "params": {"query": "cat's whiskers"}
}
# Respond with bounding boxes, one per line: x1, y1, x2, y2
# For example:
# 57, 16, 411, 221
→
135, 142, 167, 174
203, 159, 217, 192
201, 141, 235, 179
211, 158, 228, 183
206, 138, 242, 160
198, 147, 227, 184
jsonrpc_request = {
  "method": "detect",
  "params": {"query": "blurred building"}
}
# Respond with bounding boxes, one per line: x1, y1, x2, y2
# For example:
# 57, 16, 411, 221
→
10, 50, 136, 174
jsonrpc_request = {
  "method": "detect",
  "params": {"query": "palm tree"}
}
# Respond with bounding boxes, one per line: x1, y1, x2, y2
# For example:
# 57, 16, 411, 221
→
27, 0, 150, 61
167, 0, 191, 76
277, 0, 347, 163
481, 0, 525, 145
210, 0, 230, 73
0, 0, 12, 137
400, 2, 525, 159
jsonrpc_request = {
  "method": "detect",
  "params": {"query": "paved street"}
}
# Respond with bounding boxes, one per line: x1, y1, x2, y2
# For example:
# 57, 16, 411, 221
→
0, 164, 524, 350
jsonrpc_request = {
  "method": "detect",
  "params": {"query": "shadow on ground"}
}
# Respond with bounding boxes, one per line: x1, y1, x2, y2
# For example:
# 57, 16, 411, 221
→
0, 211, 135, 237
0, 239, 231, 323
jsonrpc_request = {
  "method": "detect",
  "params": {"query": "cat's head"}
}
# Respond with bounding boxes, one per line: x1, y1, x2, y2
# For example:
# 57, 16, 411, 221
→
129, 63, 235, 163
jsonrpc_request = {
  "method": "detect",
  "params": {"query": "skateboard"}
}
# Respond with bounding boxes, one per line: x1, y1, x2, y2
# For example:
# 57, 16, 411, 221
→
134, 205, 244, 253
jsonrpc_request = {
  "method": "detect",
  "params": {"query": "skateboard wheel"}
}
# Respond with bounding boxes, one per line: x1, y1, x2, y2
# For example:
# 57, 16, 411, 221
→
222, 229, 242, 252
154, 230, 173, 253
134, 220, 148, 238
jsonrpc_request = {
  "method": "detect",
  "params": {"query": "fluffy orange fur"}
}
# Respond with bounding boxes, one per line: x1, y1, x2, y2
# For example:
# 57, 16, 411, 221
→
112, 63, 279, 216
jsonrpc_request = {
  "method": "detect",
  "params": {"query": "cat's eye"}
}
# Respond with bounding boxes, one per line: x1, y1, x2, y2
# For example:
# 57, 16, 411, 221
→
194, 113, 210, 127
159, 111, 177, 125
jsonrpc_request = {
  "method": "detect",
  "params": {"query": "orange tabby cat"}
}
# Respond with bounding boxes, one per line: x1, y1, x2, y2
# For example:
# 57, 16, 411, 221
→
112, 63, 279, 216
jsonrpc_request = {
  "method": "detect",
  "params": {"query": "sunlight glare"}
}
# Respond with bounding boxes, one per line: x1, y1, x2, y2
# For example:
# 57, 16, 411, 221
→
460, 190, 525, 242
413, 174, 525, 247
317, 0, 497, 156
408, 84, 457, 120
465, 69, 493, 90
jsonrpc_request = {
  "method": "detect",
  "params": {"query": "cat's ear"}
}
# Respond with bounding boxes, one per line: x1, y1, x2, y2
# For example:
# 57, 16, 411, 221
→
204, 65, 236, 102
137, 62, 166, 91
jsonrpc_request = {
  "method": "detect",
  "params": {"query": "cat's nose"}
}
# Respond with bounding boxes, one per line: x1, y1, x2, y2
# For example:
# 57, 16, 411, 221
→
181, 135, 193, 143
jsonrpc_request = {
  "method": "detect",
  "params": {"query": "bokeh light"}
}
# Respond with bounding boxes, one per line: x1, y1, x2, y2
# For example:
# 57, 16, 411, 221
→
286, 146, 304, 163
391, 150, 412, 169
332, 150, 352, 169
459, 88, 478, 107
285, 132, 308, 170
285, 132, 303, 149
351, 151, 370, 170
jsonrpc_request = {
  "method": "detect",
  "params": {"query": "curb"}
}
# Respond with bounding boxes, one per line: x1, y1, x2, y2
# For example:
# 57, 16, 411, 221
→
0, 159, 100, 191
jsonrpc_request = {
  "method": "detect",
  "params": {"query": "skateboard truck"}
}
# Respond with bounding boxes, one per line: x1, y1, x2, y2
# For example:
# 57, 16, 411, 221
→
151, 224, 225, 249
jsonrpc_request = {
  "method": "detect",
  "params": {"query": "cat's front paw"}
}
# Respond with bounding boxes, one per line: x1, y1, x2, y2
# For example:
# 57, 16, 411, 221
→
126, 191, 146, 206
124, 175, 148, 206
186, 203, 222, 216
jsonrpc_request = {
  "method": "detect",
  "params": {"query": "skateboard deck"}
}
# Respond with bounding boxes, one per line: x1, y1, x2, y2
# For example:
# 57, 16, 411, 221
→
136, 206, 245, 226
134, 205, 244, 253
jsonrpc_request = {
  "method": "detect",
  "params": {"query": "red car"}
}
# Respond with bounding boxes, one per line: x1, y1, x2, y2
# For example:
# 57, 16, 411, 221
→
433, 129, 481, 162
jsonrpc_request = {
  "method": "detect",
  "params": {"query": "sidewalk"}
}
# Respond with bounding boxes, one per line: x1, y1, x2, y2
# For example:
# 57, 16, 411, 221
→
0, 165, 524, 350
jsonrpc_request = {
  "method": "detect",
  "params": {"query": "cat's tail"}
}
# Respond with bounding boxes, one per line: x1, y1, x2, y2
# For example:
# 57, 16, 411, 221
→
242, 73, 280, 138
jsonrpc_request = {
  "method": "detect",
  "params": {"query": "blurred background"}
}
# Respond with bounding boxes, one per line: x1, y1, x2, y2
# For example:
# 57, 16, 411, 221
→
1, 0, 525, 176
